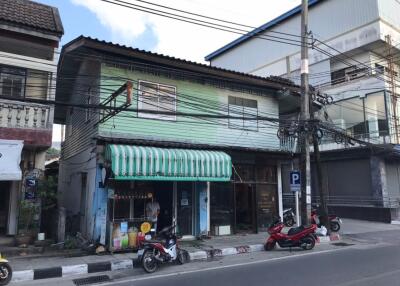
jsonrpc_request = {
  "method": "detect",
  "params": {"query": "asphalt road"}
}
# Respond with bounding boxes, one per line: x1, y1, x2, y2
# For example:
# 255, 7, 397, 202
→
104, 244, 400, 286
18, 229, 400, 286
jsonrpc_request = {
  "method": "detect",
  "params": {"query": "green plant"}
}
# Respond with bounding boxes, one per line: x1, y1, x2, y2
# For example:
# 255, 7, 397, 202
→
18, 200, 39, 235
38, 176, 58, 211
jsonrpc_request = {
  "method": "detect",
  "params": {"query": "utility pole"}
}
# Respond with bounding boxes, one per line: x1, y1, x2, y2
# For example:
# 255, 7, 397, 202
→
300, 0, 311, 224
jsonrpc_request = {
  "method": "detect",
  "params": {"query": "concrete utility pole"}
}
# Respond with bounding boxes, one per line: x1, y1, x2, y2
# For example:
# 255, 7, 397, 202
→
300, 0, 311, 224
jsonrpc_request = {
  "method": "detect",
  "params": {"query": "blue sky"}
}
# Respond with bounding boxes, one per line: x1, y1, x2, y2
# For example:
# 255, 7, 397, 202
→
37, 0, 158, 50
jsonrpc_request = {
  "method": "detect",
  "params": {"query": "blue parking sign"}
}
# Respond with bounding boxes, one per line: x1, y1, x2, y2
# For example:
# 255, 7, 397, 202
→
290, 171, 301, 192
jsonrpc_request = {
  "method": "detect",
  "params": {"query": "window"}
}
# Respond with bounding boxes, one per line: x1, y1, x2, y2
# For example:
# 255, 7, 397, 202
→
228, 96, 258, 131
0, 66, 26, 98
324, 92, 388, 139
138, 81, 176, 120
375, 63, 384, 74
364, 92, 388, 137
330, 66, 368, 85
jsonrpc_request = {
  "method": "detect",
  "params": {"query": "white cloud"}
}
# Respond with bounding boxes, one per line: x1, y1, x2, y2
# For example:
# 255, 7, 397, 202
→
70, 0, 300, 62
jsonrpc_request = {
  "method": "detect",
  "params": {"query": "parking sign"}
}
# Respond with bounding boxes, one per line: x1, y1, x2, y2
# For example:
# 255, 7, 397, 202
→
290, 171, 301, 192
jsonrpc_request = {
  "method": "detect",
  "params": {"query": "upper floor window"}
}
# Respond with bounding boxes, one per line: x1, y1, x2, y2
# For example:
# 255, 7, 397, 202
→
228, 96, 258, 131
138, 81, 176, 121
331, 66, 368, 85
324, 91, 388, 139
0, 66, 26, 98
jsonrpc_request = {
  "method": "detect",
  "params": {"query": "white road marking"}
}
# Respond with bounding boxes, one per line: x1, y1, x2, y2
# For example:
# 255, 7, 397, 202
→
100, 247, 354, 285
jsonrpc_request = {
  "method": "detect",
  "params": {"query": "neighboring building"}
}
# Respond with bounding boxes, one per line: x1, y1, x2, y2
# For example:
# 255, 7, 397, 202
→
55, 36, 301, 247
206, 0, 400, 222
0, 0, 63, 236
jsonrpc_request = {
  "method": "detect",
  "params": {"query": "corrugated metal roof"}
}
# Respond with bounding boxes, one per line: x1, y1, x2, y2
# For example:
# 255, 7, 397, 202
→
205, 0, 323, 61
61, 36, 299, 89
0, 0, 64, 35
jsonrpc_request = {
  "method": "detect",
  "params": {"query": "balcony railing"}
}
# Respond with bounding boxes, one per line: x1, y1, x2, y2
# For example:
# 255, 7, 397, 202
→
0, 99, 51, 130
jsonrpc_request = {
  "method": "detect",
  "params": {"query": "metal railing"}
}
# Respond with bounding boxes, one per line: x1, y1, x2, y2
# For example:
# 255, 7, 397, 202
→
282, 193, 400, 209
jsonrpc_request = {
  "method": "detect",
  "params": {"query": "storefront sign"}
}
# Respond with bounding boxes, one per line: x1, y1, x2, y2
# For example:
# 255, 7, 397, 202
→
0, 140, 23, 181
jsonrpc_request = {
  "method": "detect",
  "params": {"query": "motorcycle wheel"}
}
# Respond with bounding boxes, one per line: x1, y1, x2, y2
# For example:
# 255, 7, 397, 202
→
330, 221, 340, 232
142, 250, 158, 273
301, 235, 315, 250
0, 263, 12, 286
176, 249, 188, 265
284, 217, 295, 227
264, 241, 276, 251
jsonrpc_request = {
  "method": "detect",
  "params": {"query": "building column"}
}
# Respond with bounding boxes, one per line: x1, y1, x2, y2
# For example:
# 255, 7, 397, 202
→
370, 156, 388, 207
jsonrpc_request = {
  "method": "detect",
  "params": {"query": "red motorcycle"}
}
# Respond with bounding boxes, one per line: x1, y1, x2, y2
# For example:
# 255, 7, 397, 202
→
264, 217, 317, 251
311, 209, 342, 232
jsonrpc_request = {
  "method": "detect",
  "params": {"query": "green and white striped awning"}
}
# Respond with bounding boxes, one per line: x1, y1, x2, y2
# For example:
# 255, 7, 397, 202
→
106, 144, 232, 181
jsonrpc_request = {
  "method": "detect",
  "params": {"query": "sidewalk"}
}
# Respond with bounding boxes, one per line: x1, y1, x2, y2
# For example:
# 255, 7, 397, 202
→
8, 228, 342, 283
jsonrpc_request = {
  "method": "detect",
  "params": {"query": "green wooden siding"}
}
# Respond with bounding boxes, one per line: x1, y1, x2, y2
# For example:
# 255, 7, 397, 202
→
99, 64, 280, 150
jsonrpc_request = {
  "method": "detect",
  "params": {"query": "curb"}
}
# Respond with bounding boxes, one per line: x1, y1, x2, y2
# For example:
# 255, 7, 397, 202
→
12, 259, 135, 283
12, 234, 341, 283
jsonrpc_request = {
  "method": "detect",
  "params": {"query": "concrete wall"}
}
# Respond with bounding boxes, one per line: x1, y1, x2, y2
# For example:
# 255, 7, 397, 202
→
210, 0, 380, 74
58, 146, 97, 238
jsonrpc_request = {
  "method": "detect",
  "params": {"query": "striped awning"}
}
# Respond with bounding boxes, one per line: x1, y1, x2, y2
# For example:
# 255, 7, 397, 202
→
106, 144, 232, 181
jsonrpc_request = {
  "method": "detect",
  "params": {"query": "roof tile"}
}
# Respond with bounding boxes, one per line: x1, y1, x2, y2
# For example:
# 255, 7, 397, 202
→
0, 0, 63, 35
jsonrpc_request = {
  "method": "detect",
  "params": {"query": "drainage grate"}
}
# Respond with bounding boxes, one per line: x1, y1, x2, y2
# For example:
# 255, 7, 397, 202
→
332, 242, 354, 247
73, 275, 111, 285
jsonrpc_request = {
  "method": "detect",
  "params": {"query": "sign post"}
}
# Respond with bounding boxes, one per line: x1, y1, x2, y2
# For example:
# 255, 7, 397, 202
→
290, 171, 301, 226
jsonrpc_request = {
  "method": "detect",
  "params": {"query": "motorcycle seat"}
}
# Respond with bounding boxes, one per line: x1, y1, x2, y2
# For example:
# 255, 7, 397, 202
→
287, 226, 304, 236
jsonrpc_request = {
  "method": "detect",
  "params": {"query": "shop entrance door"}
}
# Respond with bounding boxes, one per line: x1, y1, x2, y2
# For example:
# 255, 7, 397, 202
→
0, 181, 10, 235
235, 183, 256, 233
176, 182, 194, 236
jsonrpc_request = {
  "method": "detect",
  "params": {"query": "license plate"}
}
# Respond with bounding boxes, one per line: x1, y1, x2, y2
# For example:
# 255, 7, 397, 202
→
138, 249, 144, 256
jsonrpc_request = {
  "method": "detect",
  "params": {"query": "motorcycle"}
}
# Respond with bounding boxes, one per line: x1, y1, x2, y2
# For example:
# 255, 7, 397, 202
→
137, 225, 188, 273
0, 253, 12, 286
264, 217, 317, 251
283, 208, 296, 227
311, 209, 342, 232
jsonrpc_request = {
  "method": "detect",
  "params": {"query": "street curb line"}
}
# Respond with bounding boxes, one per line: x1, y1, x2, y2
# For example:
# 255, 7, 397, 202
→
11, 259, 135, 283
12, 235, 341, 282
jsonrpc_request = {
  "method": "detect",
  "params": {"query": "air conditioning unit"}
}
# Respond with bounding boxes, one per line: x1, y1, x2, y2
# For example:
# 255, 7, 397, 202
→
214, 225, 231, 236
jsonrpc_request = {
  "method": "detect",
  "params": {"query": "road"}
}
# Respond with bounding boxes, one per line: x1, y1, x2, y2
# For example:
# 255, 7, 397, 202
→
17, 229, 400, 286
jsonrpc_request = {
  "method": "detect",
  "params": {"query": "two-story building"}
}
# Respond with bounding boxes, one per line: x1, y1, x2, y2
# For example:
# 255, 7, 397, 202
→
55, 36, 301, 248
206, 0, 400, 222
0, 0, 63, 237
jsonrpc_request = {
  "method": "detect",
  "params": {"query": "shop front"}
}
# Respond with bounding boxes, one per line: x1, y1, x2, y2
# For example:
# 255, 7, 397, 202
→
210, 157, 279, 235
102, 144, 232, 251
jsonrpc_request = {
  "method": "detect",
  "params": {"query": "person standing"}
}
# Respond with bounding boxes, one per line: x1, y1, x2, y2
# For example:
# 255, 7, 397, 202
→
146, 193, 160, 232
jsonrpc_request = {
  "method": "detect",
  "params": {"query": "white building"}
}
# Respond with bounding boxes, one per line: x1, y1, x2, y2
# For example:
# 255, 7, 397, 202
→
0, 0, 63, 237
207, 0, 400, 222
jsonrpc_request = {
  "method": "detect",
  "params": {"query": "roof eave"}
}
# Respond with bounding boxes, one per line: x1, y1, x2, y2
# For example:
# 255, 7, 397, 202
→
205, 0, 322, 61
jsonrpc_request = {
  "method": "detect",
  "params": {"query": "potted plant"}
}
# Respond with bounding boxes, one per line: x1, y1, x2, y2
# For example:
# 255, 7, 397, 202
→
15, 200, 39, 246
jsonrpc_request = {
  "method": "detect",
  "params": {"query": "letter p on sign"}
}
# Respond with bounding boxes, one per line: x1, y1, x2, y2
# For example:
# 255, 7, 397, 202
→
290, 171, 301, 192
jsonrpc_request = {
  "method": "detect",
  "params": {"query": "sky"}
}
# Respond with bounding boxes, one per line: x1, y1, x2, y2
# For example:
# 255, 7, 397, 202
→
36, 0, 301, 144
